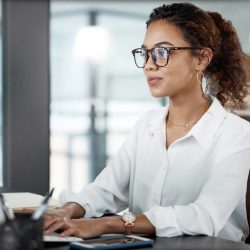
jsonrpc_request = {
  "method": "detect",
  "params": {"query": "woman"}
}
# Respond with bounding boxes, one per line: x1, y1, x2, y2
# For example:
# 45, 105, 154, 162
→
44, 3, 250, 241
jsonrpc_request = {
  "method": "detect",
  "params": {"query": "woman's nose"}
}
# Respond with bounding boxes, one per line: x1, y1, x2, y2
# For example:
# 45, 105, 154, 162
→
144, 53, 157, 71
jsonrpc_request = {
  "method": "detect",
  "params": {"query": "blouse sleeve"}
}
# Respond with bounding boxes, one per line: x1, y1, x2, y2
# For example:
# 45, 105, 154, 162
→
144, 148, 250, 237
60, 119, 141, 218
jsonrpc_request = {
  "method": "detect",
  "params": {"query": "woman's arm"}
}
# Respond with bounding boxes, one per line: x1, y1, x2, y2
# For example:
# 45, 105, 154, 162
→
144, 149, 250, 238
62, 202, 86, 218
44, 214, 156, 238
43, 122, 140, 232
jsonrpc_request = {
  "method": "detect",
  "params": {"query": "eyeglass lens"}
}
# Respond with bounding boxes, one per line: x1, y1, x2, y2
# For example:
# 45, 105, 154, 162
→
133, 47, 169, 68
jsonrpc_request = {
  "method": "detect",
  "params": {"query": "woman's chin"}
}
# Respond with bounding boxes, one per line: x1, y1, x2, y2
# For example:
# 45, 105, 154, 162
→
150, 90, 168, 98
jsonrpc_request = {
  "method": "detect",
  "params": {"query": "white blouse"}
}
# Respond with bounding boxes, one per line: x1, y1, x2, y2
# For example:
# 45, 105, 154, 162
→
60, 97, 250, 242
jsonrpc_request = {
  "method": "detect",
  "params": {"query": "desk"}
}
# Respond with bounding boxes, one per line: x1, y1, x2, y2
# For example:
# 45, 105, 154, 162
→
45, 235, 250, 250
1, 188, 249, 250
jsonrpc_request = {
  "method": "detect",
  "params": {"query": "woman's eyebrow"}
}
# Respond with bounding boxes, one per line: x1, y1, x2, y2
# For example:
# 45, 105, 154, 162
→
141, 41, 175, 48
155, 41, 175, 46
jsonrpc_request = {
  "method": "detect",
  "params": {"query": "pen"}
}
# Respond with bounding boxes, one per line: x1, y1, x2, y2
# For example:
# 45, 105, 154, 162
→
31, 188, 55, 220
0, 193, 15, 221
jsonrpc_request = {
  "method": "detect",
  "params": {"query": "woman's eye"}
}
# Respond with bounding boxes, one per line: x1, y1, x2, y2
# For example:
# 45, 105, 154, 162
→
156, 49, 167, 58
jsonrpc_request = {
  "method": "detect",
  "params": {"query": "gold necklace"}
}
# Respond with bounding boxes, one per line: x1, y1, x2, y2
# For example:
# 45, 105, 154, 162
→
168, 119, 197, 127
167, 98, 212, 128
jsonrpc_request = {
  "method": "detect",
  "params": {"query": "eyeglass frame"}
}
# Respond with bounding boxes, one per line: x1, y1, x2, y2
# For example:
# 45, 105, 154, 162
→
131, 46, 203, 68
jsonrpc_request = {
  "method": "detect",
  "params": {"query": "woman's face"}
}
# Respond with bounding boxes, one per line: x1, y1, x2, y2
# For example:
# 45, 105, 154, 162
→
142, 20, 200, 99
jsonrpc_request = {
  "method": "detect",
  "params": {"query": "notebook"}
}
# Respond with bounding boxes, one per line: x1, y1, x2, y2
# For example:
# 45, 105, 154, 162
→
2, 192, 61, 211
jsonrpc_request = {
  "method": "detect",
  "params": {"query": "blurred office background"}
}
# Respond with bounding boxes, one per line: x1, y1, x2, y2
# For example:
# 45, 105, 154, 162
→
0, 1, 250, 196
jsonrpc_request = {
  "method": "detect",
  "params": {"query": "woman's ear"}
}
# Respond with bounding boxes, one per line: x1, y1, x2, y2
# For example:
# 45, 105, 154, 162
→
196, 48, 213, 72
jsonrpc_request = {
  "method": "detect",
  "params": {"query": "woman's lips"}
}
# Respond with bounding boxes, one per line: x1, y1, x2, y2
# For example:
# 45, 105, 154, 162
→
147, 77, 163, 86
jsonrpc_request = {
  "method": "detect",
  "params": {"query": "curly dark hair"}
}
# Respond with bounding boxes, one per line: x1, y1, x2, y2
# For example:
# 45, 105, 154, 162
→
146, 3, 248, 109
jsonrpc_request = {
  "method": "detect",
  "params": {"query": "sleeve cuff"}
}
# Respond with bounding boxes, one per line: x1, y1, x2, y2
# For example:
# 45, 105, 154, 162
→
144, 205, 182, 237
59, 190, 94, 218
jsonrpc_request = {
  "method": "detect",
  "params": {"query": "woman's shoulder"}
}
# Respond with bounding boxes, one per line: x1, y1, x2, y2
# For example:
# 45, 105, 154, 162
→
224, 111, 250, 133
218, 111, 250, 152
212, 97, 250, 135
207, 98, 250, 152
207, 106, 250, 160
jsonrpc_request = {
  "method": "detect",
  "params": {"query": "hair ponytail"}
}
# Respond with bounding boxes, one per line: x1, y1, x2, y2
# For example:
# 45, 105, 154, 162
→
206, 11, 247, 109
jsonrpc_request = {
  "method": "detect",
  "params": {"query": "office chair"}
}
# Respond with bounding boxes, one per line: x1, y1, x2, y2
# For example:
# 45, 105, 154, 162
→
246, 172, 250, 243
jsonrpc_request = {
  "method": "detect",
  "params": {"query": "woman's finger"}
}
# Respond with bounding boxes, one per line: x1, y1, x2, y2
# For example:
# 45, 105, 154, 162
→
60, 227, 77, 237
44, 218, 68, 234
43, 215, 61, 231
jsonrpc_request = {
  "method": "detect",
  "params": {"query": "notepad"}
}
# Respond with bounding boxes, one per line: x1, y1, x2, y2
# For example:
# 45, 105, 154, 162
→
2, 192, 61, 211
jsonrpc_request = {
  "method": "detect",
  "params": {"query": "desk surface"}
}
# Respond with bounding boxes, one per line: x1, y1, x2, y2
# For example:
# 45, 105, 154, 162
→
45, 235, 250, 250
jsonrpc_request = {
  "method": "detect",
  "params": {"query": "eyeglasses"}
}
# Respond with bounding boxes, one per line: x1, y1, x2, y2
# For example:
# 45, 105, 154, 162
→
131, 47, 202, 68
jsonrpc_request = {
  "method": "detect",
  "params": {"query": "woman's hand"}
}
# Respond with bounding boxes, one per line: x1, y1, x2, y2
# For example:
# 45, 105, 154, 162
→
44, 217, 109, 239
43, 202, 85, 232
43, 207, 70, 231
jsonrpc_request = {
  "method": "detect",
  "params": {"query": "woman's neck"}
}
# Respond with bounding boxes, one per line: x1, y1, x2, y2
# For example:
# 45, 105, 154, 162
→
167, 95, 212, 126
